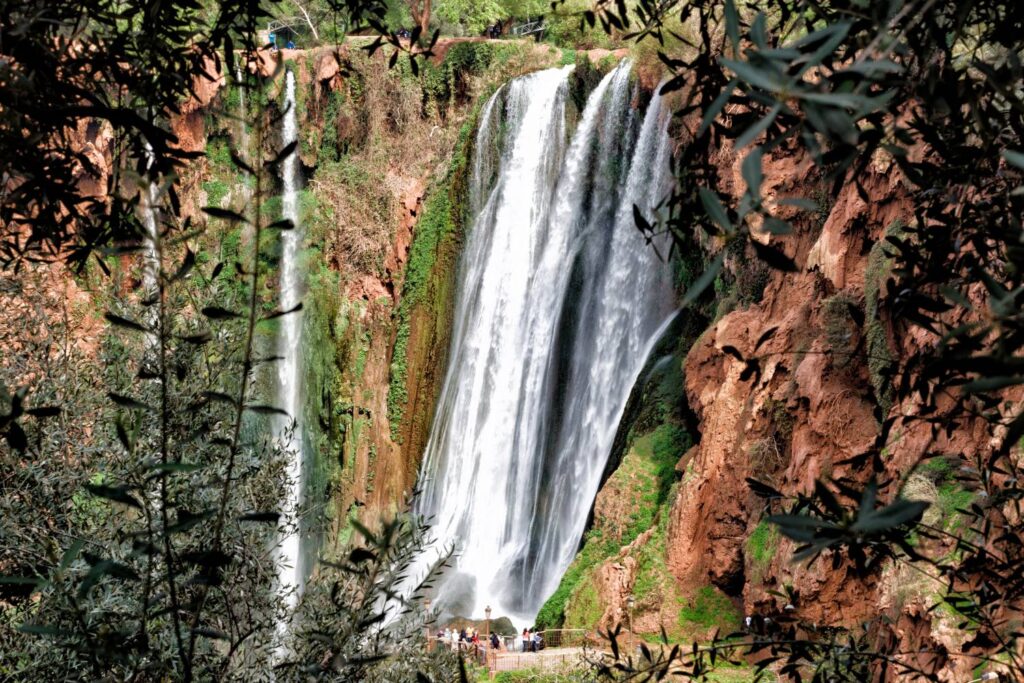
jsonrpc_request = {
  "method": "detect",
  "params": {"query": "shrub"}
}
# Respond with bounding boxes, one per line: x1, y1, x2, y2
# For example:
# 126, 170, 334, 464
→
746, 520, 779, 583
677, 586, 741, 633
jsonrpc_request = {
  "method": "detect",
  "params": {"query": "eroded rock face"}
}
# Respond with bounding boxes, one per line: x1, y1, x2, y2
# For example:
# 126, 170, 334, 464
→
660, 148, 917, 623
582, 126, 1002, 679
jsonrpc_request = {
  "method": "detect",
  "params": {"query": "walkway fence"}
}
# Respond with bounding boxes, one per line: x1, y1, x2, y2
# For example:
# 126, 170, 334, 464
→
427, 630, 592, 677
510, 19, 546, 37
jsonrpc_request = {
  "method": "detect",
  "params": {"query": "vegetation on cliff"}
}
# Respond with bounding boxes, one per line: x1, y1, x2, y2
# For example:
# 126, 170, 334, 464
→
3, 0, 1024, 681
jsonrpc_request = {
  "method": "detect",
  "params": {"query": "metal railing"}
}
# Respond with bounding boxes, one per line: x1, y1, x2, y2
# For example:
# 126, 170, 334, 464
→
426, 637, 491, 665
537, 629, 589, 649
510, 20, 546, 37
428, 630, 593, 675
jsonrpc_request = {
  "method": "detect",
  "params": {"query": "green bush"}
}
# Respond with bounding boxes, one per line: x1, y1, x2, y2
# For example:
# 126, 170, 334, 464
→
745, 520, 779, 582
542, 0, 615, 49
203, 179, 229, 208
422, 42, 495, 113
319, 89, 346, 162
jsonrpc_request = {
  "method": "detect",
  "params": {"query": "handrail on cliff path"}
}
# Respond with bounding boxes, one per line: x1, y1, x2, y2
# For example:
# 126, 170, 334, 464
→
510, 19, 546, 37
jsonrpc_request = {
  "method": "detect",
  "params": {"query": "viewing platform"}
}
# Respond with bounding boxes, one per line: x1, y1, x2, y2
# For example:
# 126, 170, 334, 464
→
428, 629, 591, 677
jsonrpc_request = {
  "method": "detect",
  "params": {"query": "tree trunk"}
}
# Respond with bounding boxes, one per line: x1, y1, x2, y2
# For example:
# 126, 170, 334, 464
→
408, 0, 430, 36
419, 0, 430, 35
291, 0, 320, 42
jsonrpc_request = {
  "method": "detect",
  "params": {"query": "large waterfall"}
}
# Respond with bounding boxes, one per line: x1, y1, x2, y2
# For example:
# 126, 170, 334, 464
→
416, 60, 676, 624
274, 69, 306, 635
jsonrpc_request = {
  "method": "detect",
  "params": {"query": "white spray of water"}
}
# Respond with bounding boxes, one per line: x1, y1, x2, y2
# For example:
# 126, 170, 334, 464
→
236, 67, 250, 164
273, 69, 306, 647
415, 62, 677, 625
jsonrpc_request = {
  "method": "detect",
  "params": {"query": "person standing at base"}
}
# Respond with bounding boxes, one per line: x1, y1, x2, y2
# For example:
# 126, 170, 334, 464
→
521, 628, 529, 652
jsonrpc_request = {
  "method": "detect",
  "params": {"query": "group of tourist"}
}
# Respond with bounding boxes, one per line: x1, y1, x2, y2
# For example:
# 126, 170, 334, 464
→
434, 626, 545, 653
267, 32, 296, 51
520, 628, 544, 653
436, 627, 502, 653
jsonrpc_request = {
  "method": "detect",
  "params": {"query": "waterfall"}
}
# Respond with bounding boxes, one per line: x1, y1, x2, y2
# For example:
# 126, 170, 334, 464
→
236, 67, 250, 162
274, 69, 306, 641
140, 144, 162, 356
416, 61, 676, 624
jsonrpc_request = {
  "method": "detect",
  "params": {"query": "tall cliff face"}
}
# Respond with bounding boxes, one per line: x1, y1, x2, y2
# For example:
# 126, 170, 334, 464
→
551, 110, 995, 679
260, 42, 577, 545
178, 42, 642, 557
664, 145, 906, 621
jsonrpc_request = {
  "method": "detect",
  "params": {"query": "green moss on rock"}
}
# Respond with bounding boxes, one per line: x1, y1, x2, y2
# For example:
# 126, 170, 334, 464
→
864, 221, 903, 414
677, 585, 741, 634
536, 420, 691, 629
386, 92, 485, 443
745, 520, 779, 583
564, 574, 605, 630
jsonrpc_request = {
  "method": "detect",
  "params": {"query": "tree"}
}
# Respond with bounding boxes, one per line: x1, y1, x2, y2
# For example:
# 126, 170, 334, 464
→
289, 0, 322, 41
407, 0, 431, 34
434, 0, 547, 34
435, 0, 502, 34
0, 1, 450, 680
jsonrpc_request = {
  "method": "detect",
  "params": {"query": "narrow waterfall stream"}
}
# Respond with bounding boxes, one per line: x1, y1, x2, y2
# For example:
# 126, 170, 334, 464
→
235, 67, 249, 156
141, 145, 162, 358
416, 61, 676, 624
274, 69, 306, 641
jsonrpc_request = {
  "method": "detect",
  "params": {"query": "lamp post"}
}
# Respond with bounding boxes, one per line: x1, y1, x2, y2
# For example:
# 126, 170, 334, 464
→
424, 599, 432, 652
626, 596, 636, 658
484, 605, 493, 677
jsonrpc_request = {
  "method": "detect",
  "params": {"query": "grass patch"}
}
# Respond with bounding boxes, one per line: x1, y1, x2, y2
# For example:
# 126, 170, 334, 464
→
203, 179, 229, 208
564, 575, 605, 630
537, 421, 690, 629
630, 502, 674, 607
625, 425, 689, 537
746, 520, 779, 583
919, 457, 975, 531
677, 585, 741, 634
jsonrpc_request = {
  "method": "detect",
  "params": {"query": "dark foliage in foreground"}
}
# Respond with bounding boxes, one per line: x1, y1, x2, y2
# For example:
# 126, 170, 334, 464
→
0, 1, 453, 681
0, 0, 432, 271
561, 0, 1024, 679
2, 0, 1024, 680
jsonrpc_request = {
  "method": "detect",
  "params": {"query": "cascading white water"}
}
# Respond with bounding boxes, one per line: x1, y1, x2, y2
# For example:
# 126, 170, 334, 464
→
236, 67, 250, 165
274, 70, 306, 638
140, 143, 161, 298
416, 61, 676, 624
140, 144, 162, 355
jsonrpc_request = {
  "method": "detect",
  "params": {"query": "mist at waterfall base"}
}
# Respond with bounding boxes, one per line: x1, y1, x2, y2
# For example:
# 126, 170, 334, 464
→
273, 69, 307, 646
414, 61, 676, 627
